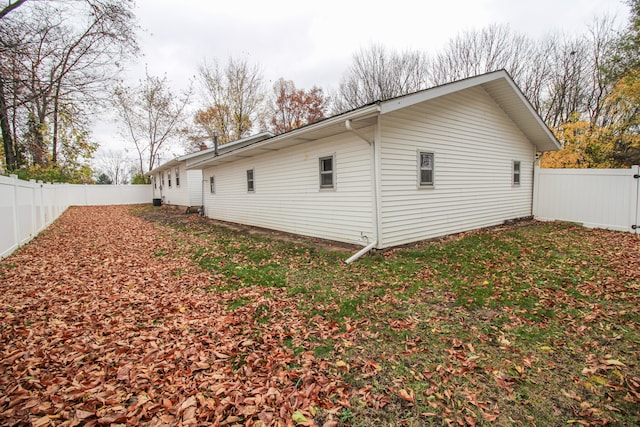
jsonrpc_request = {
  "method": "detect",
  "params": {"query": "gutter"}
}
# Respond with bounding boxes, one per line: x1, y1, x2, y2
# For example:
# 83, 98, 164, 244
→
344, 118, 381, 264
188, 105, 381, 170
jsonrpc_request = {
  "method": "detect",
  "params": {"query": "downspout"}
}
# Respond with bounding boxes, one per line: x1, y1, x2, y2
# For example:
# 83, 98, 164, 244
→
345, 118, 381, 264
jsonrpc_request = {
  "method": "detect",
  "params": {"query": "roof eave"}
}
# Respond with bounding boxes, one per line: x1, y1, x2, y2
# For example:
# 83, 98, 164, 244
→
188, 104, 381, 170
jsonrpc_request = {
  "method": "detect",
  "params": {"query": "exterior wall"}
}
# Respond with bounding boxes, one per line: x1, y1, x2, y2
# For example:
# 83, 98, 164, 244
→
533, 165, 639, 233
378, 86, 536, 247
186, 169, 203, 206
202, 132, 374, 246
152, 166, 202, 207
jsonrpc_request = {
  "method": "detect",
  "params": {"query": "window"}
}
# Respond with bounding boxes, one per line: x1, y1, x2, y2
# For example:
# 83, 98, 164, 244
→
161, 172, 165, 188
513, 161, 521, 185
175, 168, 180, 187
210, 176, 215, 193
168, 171, 172, 188
418, 151, 434, 186
154, 176, 157, 189
319, 155, 335, 189
247, 169, 255, 192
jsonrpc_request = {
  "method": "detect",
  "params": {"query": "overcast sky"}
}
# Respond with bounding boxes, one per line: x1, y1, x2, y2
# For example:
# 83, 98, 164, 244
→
96, 0, 630, 157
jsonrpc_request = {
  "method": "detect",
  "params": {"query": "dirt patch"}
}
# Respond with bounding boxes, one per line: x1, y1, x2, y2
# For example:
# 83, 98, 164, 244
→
133, 204, 358, 253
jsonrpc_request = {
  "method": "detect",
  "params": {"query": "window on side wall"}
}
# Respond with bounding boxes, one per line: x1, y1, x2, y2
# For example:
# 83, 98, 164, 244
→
175, 168, 180, 187
513, 161, 521, 185
210, 176, 215, 193
418, 151, 434, 187
161, 172, 165, 188
247, 169, 255, 192
168, 171, 172, 188
319, 155, 335, 189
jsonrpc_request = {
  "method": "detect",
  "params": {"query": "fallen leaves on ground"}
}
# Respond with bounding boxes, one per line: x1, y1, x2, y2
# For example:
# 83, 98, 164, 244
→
1, 206, 639, 426
0, 206, 357, 426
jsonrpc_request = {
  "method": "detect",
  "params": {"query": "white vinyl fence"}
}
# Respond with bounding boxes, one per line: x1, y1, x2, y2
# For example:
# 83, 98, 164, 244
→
1, 174, 152, 259
533, 165, 640, 234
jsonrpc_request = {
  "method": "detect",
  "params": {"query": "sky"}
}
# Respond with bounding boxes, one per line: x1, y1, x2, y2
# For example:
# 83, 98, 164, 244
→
95, 0, 630, 158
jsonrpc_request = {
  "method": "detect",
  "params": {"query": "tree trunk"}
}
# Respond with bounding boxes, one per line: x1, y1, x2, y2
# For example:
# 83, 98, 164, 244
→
0, 78, 17, 170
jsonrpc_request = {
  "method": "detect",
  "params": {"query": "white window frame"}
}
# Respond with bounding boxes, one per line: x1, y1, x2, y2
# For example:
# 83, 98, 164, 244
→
417, 150, 435, 187
161, 172, 165, 189
210, 176, 215, 194
319, 154, 336, 190
247, 169, 255, 192
513, 161, 521, 186
167, 171, 172, 188
175, 167, 180, 187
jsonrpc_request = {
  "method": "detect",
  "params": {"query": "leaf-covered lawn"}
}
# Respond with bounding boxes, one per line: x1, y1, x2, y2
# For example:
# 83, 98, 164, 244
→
1, 205, 639, 426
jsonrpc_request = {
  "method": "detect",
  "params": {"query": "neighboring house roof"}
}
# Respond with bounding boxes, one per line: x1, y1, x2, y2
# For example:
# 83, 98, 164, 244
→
147, 132, 274, 176
188, 70, 561, 170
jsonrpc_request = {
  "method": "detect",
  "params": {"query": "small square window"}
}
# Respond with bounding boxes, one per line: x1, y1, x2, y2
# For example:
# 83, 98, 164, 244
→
513, 161, 521, 185
319, 155, 335, 189
175, 168, 180, 187
418, 152, 434, 186
210, 176, 215, 193
247, 169, 255, 192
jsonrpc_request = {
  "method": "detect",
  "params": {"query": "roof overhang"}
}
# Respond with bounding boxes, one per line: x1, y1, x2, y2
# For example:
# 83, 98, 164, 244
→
146, 132, 276, 176
381, 70, 561, 152
185, 70, 560, 172
188, 105, 380, 170
147, 159, 180, 176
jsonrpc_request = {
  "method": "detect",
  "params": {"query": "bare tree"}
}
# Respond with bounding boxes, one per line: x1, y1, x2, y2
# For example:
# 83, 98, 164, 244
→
93, 148, 134, 184
334, 44, 430, 112
430, 25, 534, 85
0, 0, 28, 20
114, 71, 191, 176
0, 0, 138, 171
196, 56, 266, 144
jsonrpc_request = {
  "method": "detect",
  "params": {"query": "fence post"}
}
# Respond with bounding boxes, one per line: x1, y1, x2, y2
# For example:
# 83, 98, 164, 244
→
532, 164, 540, 218
29, 179, 37, 239
10, 174, 19, 249
633, 165, 640, 235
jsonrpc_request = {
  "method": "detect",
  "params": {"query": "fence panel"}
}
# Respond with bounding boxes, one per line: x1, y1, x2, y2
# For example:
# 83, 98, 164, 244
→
1, 176, 152, 259
0, 175, 19, 258
533, 165, 639, 233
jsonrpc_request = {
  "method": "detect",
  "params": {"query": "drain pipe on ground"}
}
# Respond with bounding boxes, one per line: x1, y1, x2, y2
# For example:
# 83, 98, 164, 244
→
345, 118, 379, 264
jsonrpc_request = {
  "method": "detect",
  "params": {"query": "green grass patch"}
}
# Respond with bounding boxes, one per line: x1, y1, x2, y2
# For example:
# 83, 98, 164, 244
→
132, 207, 640, 426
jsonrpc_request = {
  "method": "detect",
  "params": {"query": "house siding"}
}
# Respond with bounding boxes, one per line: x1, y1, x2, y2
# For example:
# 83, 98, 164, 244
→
202, 132, 374, 246
153, 167, 202, 207
186, 169, 203, 206
378, 86, 535, 248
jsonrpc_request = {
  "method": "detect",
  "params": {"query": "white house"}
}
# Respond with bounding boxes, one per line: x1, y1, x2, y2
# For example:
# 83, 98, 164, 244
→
187, 70, 561, 261
148, 132, 274, 208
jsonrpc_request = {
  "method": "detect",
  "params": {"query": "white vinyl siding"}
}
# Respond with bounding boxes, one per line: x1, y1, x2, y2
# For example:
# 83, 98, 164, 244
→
379, 86, 535, 248
154, 166, 202, 207
203, 132, 374, 246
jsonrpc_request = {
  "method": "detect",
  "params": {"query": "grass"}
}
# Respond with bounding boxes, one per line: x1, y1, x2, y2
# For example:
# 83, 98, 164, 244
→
134, 207, 640, 426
